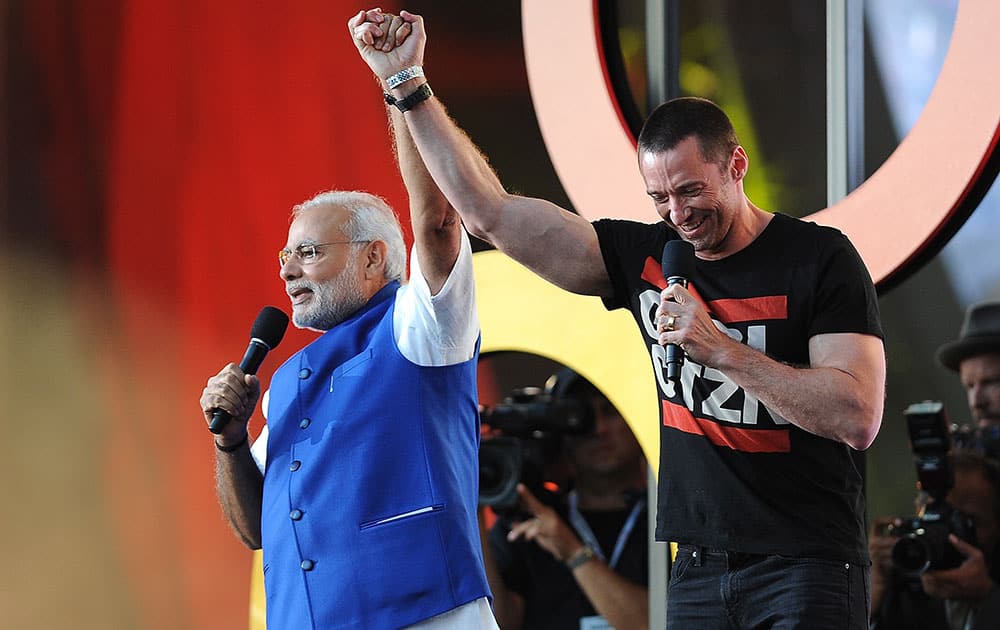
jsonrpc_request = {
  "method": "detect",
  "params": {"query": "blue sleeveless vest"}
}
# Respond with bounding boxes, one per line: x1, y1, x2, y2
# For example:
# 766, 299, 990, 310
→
261, 282, 490, 629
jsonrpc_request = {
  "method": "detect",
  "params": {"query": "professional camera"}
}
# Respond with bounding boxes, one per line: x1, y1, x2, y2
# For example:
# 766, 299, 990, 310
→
479, 384, 594, 514
889, 401, 976, 576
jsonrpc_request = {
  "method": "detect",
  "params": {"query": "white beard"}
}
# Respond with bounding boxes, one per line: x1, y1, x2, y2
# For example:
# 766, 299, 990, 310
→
292, 254, 367, 331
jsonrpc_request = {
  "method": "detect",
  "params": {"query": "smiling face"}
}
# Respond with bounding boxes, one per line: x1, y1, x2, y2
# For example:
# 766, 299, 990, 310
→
640, 136, 750, 259
280, 205, 369, 331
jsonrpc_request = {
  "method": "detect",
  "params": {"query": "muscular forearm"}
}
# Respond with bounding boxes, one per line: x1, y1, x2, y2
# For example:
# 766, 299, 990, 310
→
215, 438, 264, 549
389, 96, 452, 226
710, 335, 884, 449
399, 93, 611, 296
572, 557, 649, 630
391, 90, 505, 237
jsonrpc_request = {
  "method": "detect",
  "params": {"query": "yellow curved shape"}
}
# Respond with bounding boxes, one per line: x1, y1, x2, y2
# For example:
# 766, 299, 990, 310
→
475, 250, 660, 464
249, 552, 265, 630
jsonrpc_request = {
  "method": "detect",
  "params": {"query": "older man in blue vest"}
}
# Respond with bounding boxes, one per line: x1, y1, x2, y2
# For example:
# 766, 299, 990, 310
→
198, 23, 497, 625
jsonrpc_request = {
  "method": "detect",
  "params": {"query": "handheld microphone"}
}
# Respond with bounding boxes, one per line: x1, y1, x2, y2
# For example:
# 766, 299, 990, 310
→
661, 240, 695, 382
208, 306, 290, 434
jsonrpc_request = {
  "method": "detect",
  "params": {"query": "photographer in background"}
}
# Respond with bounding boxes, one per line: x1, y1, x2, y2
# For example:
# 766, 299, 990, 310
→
870, 301, 1000, 630
940, 301, 1000, 440
870, 451, 1000, 629
480, 370, 650, 630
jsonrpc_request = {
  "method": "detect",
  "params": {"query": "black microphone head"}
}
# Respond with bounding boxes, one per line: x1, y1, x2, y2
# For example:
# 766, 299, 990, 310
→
250, 306, 289, 349
661, 239, 696, 280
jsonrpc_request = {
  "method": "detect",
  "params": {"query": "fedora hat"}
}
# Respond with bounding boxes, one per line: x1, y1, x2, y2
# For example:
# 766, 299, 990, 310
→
936, 301, 1000, 371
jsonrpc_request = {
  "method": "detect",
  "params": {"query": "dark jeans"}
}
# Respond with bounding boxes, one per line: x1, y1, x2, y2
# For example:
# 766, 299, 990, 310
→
665, 544, 870, 629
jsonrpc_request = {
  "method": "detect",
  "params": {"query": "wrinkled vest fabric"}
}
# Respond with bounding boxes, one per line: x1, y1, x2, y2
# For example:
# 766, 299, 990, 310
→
262, 282, 489, 629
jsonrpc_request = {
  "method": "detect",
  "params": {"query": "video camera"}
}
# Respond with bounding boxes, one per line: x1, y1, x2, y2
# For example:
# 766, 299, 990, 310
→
478, 385, 594, 514
889, 401, 976, 576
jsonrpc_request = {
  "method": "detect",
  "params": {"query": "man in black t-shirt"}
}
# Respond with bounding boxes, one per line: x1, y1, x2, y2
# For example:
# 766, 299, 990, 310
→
482, 371, 649, 630
353, 14, 886, 627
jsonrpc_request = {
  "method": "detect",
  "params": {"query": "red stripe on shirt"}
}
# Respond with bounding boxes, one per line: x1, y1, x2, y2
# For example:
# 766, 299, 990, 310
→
642, 256, 784, 324
662, 400, 791, 453
641, 256, 708, 305
641, 257, 667, 289
708, 296, 787, 323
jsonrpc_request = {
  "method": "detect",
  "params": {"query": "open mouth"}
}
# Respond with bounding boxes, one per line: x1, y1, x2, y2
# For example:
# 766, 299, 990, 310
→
678, 217, 706, 236
287, 286, 313, 306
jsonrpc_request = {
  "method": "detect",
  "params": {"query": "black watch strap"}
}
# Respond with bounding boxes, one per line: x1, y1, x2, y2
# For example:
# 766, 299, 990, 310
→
385, 83, 433, 113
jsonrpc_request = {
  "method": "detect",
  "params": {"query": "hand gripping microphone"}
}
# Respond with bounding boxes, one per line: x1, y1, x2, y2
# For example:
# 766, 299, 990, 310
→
208, 306, 290, 434
661, 240, 695, 382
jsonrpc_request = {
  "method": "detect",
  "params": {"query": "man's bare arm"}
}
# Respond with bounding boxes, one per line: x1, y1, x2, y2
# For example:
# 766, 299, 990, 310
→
215, 440, 264, 549
657, 286, 885, 449
201, 365, 265, 548
361, 11, 461, 294
350, 9, 613, 298
715, 332, 885, 449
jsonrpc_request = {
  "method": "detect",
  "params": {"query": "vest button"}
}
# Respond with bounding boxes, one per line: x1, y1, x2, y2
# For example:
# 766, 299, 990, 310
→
289, 460, 301, 472
299, 418, 311, 429
300, 559, 314, 571
298, 368, 312, 379
290, 509, 303, 521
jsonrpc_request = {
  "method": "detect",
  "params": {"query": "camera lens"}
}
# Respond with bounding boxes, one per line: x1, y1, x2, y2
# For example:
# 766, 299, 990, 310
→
478, 438, 522, 509
891, 535, 931, 575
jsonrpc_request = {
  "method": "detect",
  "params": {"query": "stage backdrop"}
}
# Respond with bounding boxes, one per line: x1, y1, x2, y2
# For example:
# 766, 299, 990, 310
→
5, 2, 408, 628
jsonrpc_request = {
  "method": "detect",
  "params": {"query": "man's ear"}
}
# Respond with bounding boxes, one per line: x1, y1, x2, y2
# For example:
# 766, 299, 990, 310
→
730, 146, 749, 182
363, 240, 387, 279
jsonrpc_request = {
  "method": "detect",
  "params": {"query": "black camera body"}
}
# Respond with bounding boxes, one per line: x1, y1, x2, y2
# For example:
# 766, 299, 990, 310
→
479, 387, 594, 513
889, 401, 976, 576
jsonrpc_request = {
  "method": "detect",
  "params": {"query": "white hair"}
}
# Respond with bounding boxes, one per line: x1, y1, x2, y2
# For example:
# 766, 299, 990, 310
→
292, 190, 407, 282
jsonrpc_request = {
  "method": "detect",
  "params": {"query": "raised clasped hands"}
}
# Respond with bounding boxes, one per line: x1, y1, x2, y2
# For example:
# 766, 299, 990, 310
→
348, 8, 424, 86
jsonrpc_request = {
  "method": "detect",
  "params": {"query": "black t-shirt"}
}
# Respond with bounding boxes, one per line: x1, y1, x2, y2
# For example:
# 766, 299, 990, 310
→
594, 213, 883, 564
489, 501, 649, 630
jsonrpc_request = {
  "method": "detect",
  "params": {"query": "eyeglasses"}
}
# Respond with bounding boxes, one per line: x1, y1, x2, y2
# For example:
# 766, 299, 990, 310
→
278, 241, 369, 267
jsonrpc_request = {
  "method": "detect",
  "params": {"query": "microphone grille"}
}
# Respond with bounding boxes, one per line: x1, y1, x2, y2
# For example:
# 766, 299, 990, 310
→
661, 239, 696, 279
250, 306, 290, 348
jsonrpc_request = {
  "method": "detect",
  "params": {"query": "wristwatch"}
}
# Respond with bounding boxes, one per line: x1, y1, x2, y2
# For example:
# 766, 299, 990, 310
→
384, 83, 433, 113
565, 545, 597, 570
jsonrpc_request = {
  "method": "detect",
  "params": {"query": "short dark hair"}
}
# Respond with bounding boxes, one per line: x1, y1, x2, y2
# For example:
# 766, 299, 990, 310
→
637, 97, 740, 168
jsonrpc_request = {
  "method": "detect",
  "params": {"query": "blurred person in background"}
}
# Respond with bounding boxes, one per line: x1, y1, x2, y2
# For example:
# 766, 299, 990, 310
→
481, 369, 650, 630
869, 302, 1000, 630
